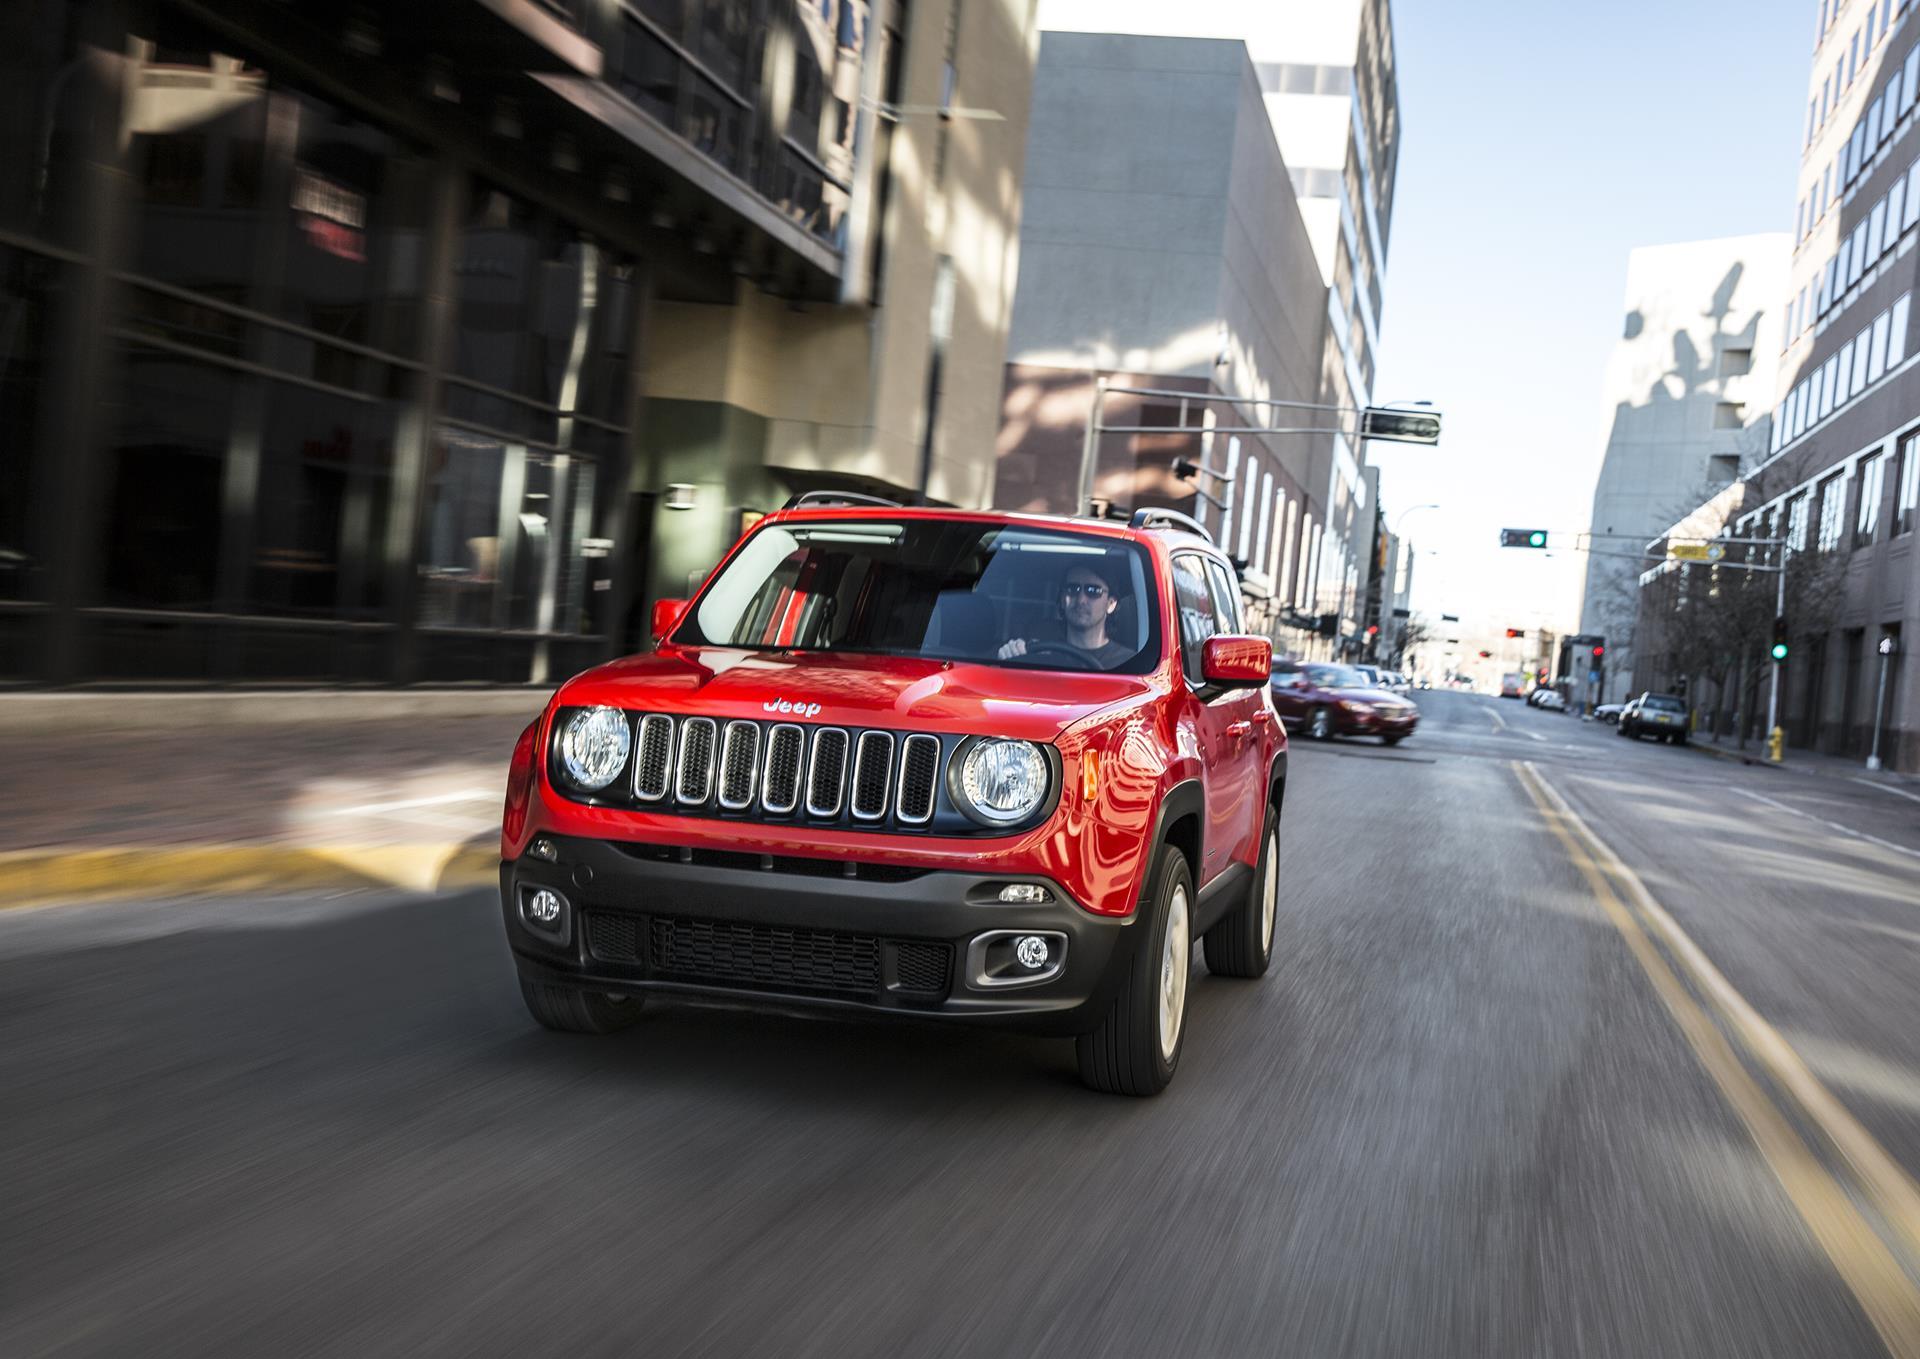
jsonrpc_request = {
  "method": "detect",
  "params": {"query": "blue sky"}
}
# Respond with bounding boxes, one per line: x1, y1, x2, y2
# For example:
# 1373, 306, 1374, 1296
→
1367, 0, 1814, 639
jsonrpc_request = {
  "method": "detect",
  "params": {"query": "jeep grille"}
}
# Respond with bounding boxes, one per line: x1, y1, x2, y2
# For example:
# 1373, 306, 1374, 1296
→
577, 713, 978, 834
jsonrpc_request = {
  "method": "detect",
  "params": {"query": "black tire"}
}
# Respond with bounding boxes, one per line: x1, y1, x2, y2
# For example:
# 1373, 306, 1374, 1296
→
1204, 803, 1278, 979
1309, 707, 1333, 741
1674, 734, 1688, 746
1383, 734, 1405, 746
518, 974, 645, 1034
1078, 848, 1194, 1096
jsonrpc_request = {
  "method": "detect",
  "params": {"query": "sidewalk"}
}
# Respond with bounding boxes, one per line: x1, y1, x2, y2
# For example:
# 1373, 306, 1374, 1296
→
1684, 729, 1920, 791
0, 690, 548, 908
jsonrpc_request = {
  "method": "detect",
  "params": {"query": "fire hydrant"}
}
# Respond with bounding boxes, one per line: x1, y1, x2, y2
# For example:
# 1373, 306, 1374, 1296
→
1768, 726, 1785, 763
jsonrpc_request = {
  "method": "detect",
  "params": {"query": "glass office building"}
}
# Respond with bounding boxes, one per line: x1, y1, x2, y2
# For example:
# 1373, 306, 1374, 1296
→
1, 0, 887, 683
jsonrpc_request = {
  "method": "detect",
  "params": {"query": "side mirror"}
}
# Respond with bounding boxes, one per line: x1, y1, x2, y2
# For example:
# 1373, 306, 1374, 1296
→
1202, 635, 1272, 688
651, 597, 689, 642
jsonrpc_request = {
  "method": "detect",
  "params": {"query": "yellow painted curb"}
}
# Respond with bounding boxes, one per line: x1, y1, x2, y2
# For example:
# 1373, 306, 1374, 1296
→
0, 843, 499, 910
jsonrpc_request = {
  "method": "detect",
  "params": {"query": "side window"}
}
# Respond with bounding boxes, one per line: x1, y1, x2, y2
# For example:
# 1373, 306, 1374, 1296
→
1170, 554, 1219, 685
1203, 559, 1244, 634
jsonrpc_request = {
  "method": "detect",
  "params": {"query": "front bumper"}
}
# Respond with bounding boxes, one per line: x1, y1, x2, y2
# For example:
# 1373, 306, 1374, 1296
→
1339, 708, 1419, 736
501, 835, 1139, 1034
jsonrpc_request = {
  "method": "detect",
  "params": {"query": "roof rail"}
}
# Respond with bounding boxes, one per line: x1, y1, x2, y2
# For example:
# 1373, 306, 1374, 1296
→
1129, 507, 1214, 543
781, 490, 903, 511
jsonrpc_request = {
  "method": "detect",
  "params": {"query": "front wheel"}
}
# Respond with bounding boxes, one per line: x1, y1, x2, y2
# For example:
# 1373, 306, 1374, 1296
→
1204, 805, 1278, 979
1078, 849, 1193, 1096
1309, 707, 1333, 741
1383, 734, 1405, 746
518, 974, 646, 1034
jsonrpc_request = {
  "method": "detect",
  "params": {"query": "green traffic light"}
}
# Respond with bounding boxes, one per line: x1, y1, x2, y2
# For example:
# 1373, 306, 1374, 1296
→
1527, 531, 1547, 548
1770, 643, 1789, 662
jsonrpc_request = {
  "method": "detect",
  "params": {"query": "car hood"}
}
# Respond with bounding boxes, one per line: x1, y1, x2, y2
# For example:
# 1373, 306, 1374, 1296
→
554, 647, 1160, 740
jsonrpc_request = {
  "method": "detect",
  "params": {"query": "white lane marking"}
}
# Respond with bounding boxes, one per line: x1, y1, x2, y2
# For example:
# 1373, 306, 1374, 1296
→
1852, 776, 1920, 806
1489, 707, 1508, 733
326, 790, 502, 816
1734, 788, 1920, 861
1520, 728, 1549, 743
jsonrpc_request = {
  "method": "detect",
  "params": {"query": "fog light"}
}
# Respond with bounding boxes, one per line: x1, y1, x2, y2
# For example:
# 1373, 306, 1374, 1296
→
1014, 935, 1051, 969
529, 836, 557, 862
998, 883, 1051, 904
527, 889, 563, 925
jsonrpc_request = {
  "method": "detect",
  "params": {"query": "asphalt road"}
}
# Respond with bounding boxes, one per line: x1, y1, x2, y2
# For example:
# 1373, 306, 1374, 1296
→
4, 691, 1919, 1358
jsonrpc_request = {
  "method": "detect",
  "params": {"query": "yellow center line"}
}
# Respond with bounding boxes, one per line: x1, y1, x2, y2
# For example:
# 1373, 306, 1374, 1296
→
1515, 760, 1920, 1359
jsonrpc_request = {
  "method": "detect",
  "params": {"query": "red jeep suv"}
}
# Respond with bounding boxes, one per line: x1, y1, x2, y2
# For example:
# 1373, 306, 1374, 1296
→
499, 500, 1286, 1095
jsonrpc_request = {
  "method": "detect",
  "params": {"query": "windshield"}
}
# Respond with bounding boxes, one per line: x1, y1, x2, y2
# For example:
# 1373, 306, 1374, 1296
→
677, 519, 1163, 674
1307, 664, 1373, 688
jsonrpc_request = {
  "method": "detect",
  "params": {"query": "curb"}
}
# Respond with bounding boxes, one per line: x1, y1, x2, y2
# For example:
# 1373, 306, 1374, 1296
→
0, 842, 499, 911
1685, 741, 1785, 771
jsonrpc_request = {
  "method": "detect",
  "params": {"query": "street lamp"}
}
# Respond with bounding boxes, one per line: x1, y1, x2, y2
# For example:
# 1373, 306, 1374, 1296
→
1392, 503, 1440, 535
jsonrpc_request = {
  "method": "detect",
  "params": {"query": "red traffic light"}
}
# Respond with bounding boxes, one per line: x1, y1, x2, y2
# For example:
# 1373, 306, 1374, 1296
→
1591, 645, 1605, 658
1504, 628, 1523, 638
1477, 649, 1492, 658
1366, 624, 1379, 636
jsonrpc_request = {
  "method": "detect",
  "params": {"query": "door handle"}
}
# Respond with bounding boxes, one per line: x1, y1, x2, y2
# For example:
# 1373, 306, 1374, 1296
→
1227, 720, 1253, 738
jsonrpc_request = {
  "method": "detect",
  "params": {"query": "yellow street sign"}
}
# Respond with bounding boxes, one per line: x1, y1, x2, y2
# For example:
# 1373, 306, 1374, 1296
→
1669, 542, 1725, 562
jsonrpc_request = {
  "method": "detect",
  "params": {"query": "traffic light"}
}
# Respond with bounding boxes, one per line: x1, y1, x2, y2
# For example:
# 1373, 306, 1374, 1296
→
1360, 407, 1443, 445
1500, 529, 1549, 549
1504, 628, 1523, 638
1477, 649, 1493, 658
1771, 615, 1789, 662
1591, 645, 1605, 659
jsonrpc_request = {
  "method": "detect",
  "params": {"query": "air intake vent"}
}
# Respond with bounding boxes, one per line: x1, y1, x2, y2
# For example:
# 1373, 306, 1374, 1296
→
761, 723, 805, 814
850, 730, 894, 821
717, 720, 760, 810
676, 717, 717, 804
807, 728, 850, 816
633, 714, 674, 801
896, 734, 940, 824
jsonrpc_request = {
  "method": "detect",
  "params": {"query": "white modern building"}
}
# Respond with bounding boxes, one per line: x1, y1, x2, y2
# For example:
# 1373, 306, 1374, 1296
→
1577, 233, 1789, 696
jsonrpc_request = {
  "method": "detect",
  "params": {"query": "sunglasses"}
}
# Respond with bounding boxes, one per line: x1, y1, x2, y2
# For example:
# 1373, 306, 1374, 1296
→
1059, 582, 1109, 599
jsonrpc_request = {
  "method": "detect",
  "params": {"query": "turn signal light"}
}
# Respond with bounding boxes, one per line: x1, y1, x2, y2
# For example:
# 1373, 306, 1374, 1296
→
1081, 750, 1101, 802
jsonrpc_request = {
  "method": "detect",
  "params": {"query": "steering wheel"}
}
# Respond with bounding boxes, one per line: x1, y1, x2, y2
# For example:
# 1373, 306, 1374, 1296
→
1016, 641, 1090, 665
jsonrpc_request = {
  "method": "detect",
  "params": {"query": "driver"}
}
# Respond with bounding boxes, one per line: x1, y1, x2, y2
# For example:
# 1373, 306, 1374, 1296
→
998, 560, 1133, 670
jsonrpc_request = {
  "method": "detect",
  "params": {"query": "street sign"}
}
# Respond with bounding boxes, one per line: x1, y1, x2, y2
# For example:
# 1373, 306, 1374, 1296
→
1669, 542, 1725, 562
1588, 670, 1600, 683
1361, 408, 1442, 445
1392, 607, 1411, 618
1880, 635, 1899, 656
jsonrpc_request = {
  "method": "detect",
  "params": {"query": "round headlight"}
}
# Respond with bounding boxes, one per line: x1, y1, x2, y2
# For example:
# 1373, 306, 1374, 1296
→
558, 707, 631, 790
958, 738, 1049, 825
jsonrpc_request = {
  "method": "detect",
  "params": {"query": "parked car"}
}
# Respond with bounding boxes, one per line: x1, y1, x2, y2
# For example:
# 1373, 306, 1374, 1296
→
1270, 660, 1420, 744
1352, 664, 1386, 688
1594, 702, 1626, 725
1500, 672, 1526, 698
499, 500, 1286, 1096
1533, 689, 1568, 712
1619, 692, 1691, 743
1382, 670, 1414, 696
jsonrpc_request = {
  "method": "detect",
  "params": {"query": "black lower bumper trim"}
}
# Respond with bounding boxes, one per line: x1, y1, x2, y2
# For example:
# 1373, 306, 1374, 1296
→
501, 834, 1137, 1033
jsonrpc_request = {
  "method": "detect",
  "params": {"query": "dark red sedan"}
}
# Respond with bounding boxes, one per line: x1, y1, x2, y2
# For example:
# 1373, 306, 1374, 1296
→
1270, 661, 1420, 744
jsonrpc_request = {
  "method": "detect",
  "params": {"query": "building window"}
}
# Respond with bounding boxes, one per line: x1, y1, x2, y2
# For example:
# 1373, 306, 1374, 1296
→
1817, 471, 1849, 551
1870, 196, 1888, 259
1714, 401, 1745, 430
1854, 324, 1874, 394
102, 346, 239, 611
1891, 292, 1913, 367
1855, 451, 1887, 546
1719, 346, 1754, 376
1788, 492, 1811, 550
1895, 431, 1919, 535
1870, 307, 1893, 382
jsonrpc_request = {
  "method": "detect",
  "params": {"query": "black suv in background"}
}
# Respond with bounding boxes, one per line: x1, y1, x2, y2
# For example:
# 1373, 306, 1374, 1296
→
1619, 693, 1691, 744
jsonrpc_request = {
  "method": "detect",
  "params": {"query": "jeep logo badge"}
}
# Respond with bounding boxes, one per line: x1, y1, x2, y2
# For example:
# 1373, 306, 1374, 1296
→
763, 699, 823, 717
